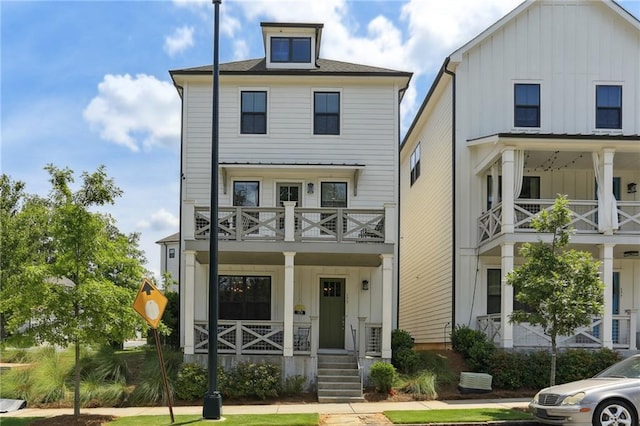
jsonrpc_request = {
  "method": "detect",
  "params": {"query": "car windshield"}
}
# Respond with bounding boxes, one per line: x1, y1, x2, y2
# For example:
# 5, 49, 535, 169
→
596, 357, 640, 379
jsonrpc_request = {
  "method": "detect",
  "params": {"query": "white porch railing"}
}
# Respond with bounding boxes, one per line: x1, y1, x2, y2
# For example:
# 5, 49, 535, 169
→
194, 320, 383, 356
193, 206, 386, 243
478, 199, 640, 242
477, 314, 636, 350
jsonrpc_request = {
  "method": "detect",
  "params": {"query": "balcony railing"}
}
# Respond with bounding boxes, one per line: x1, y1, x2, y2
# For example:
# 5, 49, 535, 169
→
193, 206, 386, 243
479, 199, 640, 242
478, 313, 637, 350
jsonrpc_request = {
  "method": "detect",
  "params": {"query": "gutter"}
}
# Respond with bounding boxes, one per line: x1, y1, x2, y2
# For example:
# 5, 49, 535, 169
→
443, 57, 456, 338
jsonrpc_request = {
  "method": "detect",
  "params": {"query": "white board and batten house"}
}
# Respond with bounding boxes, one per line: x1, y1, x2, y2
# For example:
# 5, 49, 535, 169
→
400, 0, 640, 351
168, 22, 411, 401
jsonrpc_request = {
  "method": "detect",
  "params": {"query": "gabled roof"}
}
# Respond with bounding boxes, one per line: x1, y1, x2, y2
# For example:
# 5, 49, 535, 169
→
449, 0, 640, 63
170, 58, 412, 78
156, 232, 179, 244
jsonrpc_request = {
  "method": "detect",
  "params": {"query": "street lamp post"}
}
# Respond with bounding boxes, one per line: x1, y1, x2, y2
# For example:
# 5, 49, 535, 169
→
202, 0, 222, 420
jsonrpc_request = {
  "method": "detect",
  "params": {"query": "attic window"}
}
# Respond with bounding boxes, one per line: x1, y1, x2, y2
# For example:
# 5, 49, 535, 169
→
271, 37, 311, 63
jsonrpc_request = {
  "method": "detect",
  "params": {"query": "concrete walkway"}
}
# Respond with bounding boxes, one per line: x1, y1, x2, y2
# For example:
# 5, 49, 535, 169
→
0, 398, 531, 418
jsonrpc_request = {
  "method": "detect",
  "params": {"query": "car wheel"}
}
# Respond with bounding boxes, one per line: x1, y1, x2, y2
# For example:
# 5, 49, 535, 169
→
593, 399, 635, 426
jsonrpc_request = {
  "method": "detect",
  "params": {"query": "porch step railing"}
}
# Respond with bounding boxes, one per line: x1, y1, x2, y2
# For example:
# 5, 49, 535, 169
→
477, 313, 636, 350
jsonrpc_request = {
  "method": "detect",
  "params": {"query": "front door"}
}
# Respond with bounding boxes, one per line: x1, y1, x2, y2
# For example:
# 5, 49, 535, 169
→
319, 278, 345, 349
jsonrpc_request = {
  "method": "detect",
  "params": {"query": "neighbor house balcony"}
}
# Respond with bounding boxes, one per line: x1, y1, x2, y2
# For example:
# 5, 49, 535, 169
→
478, 199, 640, 243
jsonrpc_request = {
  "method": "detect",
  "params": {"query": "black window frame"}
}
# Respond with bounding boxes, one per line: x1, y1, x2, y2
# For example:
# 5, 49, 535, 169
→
596, 85, 622, 129
410, 144, 421, 186
314, 92, 340, 135
241, 91, 267, 134
270, 37, 311, 63
168, 248, 175, 259
514, 83, 540, 127
219, 275, 271, 320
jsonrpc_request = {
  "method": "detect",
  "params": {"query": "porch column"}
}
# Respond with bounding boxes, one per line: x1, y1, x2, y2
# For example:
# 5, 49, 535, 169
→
283, 202, 296, 242
283, 252, 296, 357
184, 250, 196, 356
500, 243, 515, 348
600, 244, 614, 349
490, 164, 499, 209
501, 149, 515, 234
358, 316, 366, 359
383, 203, 396, 244
381, 254, 393, 359
602, 150, 615, 235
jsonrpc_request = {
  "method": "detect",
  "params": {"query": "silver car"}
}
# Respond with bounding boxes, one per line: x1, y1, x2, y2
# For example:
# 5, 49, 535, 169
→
529, 354, 640, 425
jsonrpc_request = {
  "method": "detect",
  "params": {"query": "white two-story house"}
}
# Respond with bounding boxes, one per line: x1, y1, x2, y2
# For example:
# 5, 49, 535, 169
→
169, 22, 411, 400
400, 0, 640, 352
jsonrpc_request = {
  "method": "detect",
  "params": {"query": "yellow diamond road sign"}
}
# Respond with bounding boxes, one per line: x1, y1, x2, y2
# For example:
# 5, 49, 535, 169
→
133, 278, 168, 329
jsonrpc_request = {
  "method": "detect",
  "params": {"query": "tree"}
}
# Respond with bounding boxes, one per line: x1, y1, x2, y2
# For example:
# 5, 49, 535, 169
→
506, 195, 604, 386
0, 165, 148, 416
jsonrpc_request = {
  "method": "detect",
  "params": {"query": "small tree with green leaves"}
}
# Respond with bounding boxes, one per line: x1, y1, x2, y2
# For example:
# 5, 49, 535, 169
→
507, 195, 604, 386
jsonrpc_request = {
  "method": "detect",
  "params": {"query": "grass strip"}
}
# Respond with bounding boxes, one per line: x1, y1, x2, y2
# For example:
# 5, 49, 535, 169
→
384, 408, 533, 424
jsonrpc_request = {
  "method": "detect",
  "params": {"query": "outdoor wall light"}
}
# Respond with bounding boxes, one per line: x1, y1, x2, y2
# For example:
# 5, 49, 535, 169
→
627, 182, 637, 194
307, 182, 314, 194
362, 280, 369, 290
623, 251, 639, 257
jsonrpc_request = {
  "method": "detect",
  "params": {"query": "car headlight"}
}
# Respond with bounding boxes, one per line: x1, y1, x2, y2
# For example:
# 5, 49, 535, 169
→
561, 392, 586, 405
532, 391, 541, 404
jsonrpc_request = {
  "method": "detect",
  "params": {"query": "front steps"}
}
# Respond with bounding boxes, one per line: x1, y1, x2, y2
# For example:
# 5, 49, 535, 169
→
317, 354, 364, 403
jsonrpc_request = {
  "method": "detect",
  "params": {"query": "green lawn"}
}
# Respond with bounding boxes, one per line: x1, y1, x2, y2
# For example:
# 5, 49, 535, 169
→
0, 414, 319, 426
384, 408, 534, 424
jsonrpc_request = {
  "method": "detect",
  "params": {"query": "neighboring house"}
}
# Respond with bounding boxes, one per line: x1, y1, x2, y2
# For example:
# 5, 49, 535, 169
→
156, 232, 179, 293
169, 22, 411, 399
400, 0, 640, 352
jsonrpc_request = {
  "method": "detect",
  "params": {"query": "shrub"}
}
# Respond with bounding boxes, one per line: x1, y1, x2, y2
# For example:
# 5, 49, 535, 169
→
394, 348, 421, 375
369, 361, 397, 393
489, 350, 525, 390
401, 371, 438, 400
130, 347, 182, 405
282, 375, 306, 395
227, 362, 281, 400
466, 339, 495, 373
391, 329, 414, 352
450, 325, 488, 358
175, 363, 207, 401
417, 351, 458, 387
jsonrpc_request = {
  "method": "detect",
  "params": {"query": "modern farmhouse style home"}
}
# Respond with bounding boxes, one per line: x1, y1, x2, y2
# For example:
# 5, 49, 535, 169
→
168, 22, 411, 401
400, 0, 640, 352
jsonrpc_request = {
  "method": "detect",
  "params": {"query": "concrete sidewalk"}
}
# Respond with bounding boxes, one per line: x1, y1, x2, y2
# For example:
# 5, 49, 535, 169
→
0, 398, 531, 418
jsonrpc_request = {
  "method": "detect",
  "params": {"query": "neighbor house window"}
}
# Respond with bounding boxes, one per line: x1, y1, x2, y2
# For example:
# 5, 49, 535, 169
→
219, 275, 271, 320
514, 83, 540, 127
168, 248, 175, 259
410, 144, 421, 186
270, 37, 311, 63
596, 85, 622, 129
487, 269, 530, 314
320, 182, 347, 235
314, 92, 340, 135
233, 181, 259, 233
241, 91, 267, 134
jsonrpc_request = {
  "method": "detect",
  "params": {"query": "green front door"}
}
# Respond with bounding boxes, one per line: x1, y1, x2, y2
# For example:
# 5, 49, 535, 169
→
319, 278, 345, 349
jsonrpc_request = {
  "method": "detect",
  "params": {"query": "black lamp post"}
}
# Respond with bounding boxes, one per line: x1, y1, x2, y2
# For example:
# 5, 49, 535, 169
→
202, 0, 222, 419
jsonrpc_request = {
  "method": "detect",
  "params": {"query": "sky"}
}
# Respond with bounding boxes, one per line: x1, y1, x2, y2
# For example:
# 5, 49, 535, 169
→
2, 0, 639, 281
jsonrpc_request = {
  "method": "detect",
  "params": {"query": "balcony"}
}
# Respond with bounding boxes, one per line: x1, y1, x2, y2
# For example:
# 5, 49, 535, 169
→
478, 199, 640, 243
190, 205, 389, 244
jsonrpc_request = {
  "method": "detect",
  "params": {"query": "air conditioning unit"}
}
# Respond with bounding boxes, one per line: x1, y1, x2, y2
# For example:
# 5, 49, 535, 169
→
458, 372, 492, 394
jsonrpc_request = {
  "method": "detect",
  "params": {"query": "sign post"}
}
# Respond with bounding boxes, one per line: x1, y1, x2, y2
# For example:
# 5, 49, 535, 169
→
133, 278, 174, 423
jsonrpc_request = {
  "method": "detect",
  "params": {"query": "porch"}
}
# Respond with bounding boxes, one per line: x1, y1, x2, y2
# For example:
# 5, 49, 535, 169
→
478, 313, 638, 350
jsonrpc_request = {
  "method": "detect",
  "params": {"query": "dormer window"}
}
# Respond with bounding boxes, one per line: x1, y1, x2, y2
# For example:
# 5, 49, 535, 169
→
271, 37, 311, 63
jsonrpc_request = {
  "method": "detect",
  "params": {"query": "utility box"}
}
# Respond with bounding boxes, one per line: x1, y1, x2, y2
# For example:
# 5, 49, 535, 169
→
458, 372, 492, 393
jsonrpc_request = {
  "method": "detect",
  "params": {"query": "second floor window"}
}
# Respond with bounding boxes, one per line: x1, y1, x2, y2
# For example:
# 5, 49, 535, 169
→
241, 91, 267, 134
514, 83, 540, 127
168, 248, 175, 259
314, 92, 340, 135
320, 182, 347, 235
271, 37, 311, 63
596, 85, 622, 129
410, 144, 421, 185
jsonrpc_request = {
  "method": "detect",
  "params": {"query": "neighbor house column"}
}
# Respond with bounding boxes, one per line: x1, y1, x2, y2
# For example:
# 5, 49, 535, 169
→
501, 242, 515, 348
600, 244, 614, 349
283, 202, 296, 242
381, 254, 393, 359
283, 252, 296, 357
184, 250, 196, 356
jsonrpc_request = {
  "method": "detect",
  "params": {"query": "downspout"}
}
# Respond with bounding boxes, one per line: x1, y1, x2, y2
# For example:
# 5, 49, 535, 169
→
175, 83, 185, 347
443, 57, 456, 337
396, 87, 405, 328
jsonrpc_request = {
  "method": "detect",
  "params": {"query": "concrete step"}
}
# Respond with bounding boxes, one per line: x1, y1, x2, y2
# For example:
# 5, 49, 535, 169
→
317, 375, 361, 383
317, 354, 363, 403
318, 388, 364, 398
318, 381, 362, 390
317, 396, 365, 403
318, 368, 360, 376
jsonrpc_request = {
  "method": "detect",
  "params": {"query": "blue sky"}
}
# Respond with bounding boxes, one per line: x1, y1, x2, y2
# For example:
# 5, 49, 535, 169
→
2, 0, 639, 279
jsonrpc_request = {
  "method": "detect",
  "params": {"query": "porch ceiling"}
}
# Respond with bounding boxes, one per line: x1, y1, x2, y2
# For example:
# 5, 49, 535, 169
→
195, 251, 383, 266
524, 150, 640, 171
479, 237, 640, 259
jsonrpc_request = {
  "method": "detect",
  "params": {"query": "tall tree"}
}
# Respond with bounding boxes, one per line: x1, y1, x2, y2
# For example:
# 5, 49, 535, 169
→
0, 165, 147, 416
507, 195, 604, 386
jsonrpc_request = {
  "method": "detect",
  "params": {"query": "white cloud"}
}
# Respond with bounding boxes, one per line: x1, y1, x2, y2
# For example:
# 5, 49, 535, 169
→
83, 74, 180, 152
164, 26, 195, 56
137, 208, 179, 231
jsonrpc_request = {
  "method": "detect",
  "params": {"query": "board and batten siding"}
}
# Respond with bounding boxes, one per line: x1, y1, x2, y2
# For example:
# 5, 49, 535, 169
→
457, 0, 640, 140
181, 79, 400, 208
399, 79, 453, 346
